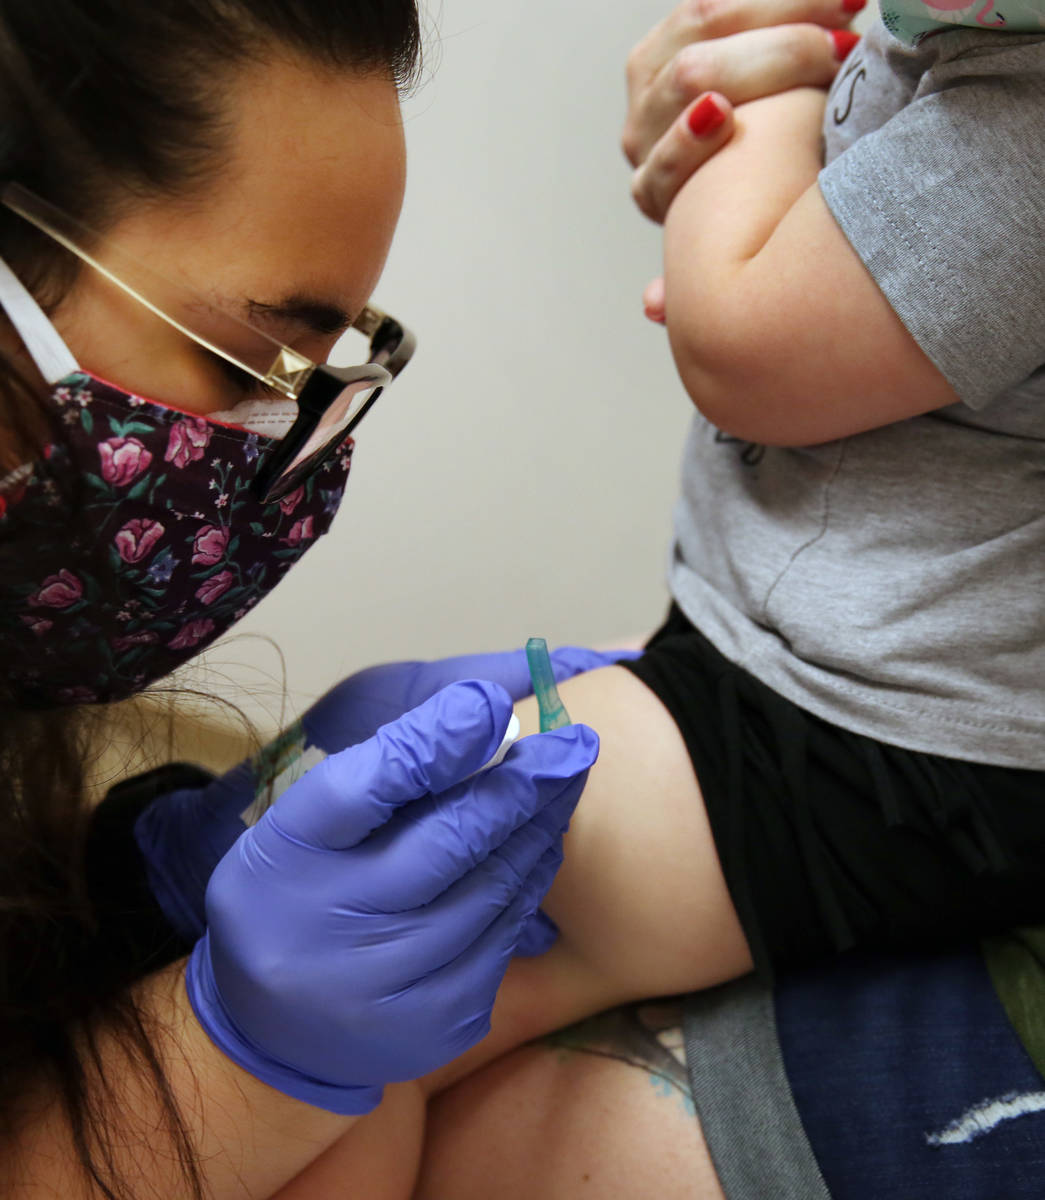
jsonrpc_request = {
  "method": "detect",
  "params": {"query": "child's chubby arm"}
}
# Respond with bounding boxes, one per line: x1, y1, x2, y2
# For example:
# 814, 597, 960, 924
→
424, 665, 753, 1095
663, 87, 960, 446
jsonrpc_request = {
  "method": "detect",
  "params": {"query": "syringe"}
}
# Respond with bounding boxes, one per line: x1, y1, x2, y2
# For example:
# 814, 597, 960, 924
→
525, 637, 572, 731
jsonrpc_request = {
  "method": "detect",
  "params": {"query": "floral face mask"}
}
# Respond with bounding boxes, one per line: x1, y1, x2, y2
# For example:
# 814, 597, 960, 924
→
0, 259, 354, 707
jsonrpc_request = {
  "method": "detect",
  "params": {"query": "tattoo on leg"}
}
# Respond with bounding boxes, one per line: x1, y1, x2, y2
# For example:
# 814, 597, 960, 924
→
542, 1000, 696, 1117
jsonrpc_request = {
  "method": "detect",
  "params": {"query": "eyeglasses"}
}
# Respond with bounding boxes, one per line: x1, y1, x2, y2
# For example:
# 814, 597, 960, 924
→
0, 183, 416, 503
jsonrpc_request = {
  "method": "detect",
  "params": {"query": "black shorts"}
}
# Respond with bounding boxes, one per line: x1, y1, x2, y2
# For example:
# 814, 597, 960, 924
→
621, 605, 1045, 978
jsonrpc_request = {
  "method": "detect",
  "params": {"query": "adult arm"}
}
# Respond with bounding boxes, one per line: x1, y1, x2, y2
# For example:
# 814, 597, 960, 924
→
11, 684, 597, 1197
7, 963, 360, 1199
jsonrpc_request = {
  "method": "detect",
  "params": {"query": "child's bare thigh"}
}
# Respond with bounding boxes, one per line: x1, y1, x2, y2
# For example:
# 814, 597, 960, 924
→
517, 666, 753, 998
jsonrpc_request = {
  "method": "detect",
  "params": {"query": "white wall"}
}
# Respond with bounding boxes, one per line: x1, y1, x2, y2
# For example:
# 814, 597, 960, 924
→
193, 0, 692, 728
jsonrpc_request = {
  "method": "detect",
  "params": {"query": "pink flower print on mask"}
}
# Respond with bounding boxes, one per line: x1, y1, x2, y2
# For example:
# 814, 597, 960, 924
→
165, 417, 212, 469
168, 618, 217, 650
278, 485, 305, 515
112, 631, 161, 652
20, 615, 54, 636
282, 515, 315, 547
99, 437, 153, 487
28, 569, 84, 609
195, 569, 235, 606
191, 524, 230, 566
114, 518, 166, 564
3, 372, 353, 709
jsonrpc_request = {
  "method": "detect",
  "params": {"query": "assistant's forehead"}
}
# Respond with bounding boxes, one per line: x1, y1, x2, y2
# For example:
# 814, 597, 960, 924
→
224, 58, 406, 214
211, 58, 407, 307
85, 56, 406, 357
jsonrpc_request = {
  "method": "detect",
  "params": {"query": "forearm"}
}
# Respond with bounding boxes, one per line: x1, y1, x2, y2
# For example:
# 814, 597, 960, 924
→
8, 962, 358, 1199
663, 88, 827, 424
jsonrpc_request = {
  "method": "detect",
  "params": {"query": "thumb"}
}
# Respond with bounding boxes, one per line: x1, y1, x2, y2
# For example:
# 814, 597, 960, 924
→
514, 908, 560, 957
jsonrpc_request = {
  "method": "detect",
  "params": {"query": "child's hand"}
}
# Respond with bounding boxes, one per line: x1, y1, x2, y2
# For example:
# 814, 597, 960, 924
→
643, 277, 666, 326
624, 0, 860, 224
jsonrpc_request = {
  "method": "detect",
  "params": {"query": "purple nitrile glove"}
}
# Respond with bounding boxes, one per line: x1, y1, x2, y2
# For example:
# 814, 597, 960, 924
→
185, 680, 599, 1115
133, 760, 256, 944
136, 645, 635, 946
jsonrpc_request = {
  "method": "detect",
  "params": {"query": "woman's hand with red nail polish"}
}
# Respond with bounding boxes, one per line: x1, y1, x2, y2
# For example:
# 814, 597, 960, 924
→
631, 91, 735, 224
623, 0, 859, 224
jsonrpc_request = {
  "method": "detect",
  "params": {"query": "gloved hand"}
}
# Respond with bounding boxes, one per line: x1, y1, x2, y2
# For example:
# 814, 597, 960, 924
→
185, 680, 598, 1115
136, 644, 634, 944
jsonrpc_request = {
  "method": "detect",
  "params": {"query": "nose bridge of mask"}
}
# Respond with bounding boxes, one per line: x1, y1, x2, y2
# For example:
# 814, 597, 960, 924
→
0, 256, 79, 384
209, 395, 299, 438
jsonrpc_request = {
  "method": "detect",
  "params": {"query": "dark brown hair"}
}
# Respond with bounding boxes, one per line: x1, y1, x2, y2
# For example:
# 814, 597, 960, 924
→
0, 2, 420, 1195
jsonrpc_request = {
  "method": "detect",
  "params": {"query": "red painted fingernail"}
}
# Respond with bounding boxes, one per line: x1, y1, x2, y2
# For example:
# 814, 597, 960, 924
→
688, 94, 726, 138
842, 0, 866, 12
831, 29, 861, 59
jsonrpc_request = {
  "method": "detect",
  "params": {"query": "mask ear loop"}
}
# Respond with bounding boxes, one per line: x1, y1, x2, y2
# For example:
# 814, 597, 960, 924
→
0, 256, 79, 384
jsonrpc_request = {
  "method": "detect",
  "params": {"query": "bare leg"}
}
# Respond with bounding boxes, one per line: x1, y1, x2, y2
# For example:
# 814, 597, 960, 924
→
416, 1001, 726, 1200
523, 666, 752, 998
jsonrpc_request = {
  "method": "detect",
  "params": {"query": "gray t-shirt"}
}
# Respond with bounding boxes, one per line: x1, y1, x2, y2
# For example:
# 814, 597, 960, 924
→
669, 20, 1045, 768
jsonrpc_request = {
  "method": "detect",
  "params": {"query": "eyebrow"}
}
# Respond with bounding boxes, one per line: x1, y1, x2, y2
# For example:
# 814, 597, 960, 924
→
243, 294, 355, 337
